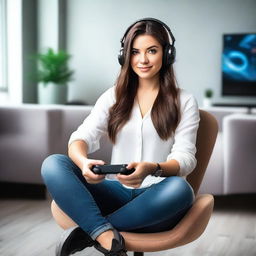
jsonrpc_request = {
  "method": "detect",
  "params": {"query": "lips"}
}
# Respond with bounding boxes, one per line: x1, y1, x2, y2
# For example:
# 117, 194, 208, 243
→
138, 66, 152, 72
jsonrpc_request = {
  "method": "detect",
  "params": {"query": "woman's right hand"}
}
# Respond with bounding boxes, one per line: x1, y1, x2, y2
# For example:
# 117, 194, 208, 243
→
82, 158, 105, 184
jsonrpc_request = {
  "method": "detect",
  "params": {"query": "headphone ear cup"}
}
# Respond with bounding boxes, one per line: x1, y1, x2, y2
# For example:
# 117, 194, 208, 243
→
163, 44, 175, 68
118, 48, 124, 66
170, 45, 176, 65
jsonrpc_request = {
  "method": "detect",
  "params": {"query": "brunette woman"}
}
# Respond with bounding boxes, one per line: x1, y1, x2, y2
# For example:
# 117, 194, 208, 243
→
41, 18, 200, 256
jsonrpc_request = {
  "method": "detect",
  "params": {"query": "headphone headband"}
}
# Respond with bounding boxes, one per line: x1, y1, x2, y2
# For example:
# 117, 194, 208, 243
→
120, 18, 176, 47
118, 17, 176, 67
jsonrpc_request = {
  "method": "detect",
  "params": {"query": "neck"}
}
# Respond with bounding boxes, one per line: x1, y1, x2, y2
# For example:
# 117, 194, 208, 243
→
138, 76, 160, 91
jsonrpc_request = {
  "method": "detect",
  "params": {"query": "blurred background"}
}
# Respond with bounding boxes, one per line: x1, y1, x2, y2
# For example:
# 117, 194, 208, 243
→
0, 1, 255, 255
0, 0, 256, 105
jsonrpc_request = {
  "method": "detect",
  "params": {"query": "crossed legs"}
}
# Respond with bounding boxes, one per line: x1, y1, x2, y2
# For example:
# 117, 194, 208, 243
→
42, 154, 194, 250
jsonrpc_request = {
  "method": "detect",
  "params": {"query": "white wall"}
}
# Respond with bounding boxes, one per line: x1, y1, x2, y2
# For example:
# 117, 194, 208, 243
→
66, 0, 256, 105
38, 0, 59, 52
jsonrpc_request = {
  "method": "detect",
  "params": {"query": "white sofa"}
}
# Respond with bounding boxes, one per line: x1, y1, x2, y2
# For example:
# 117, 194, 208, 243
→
0, 105, 255, 196
0, 105, 60, 184
223, 113, 256, 194
0, 105, 112, 187
199, 107, 256, 195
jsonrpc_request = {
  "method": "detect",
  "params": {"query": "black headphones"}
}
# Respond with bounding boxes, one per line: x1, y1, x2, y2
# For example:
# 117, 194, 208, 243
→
118, 18, 176, 68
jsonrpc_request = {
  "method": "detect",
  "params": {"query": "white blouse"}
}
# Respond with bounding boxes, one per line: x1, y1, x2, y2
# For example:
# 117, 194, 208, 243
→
69, 86, 200, 188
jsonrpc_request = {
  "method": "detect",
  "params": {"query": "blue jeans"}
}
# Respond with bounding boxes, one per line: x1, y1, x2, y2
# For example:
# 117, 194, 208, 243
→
41, 154, 194, 240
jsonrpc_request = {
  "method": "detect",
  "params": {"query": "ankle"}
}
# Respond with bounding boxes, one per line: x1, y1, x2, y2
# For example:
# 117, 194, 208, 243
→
96, 229, 114, 250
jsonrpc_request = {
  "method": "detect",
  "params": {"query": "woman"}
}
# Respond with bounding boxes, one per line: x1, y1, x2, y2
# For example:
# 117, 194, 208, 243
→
41, 18, 200, 256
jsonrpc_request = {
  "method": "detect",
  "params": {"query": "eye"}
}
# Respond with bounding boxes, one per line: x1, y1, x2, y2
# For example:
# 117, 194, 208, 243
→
131, 49, 139, 55
148, 48, 157, 54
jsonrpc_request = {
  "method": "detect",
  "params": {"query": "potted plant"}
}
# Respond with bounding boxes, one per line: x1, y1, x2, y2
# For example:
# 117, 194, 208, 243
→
203, 88, 213, 107
35, 48, 74, 104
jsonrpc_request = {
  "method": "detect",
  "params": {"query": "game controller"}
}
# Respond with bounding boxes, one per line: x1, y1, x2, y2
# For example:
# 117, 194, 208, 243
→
91, 164, 135, 175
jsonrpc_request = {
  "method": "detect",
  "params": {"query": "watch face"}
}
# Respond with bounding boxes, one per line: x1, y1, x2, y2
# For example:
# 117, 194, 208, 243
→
154, 169, 163, 177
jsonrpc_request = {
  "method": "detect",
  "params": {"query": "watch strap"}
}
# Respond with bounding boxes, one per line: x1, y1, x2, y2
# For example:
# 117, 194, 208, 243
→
152, 163, 163, 177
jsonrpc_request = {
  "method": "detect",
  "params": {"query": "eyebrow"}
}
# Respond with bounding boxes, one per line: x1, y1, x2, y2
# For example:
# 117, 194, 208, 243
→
132, 45, 159, 50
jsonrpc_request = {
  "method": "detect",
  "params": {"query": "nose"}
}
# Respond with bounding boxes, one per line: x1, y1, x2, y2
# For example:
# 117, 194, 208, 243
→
139, 53, 149, 64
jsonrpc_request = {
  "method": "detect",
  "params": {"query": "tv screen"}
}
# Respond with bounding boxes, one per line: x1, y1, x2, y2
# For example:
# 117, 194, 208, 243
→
222, 33, 256, 96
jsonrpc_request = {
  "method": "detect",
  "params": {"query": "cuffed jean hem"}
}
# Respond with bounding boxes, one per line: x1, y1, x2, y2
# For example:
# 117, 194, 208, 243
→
90, 223, 114, 240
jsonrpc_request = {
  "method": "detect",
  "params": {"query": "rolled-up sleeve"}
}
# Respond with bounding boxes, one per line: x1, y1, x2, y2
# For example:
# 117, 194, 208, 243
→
68, 87, 115, 153
167, 93, 200, 176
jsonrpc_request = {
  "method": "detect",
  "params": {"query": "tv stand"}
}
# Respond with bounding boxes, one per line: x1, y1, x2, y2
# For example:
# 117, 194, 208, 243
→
213, 103, 256, 114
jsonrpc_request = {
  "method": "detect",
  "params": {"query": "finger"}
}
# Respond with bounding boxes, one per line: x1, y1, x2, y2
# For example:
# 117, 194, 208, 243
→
83, 168, 105, 180
117, 166, 142, 180
117, 176, 141, 186
126, 162, 137, 169
117, 173, 136, 181
87, 172, 105, 180
83, 164, 102, 175
85, 175, 105, 184
92, 159, 105, 165
117, 173, 134, 180
88, 160, 105, 168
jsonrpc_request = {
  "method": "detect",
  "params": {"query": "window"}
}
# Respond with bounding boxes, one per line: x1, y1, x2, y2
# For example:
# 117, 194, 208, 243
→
0, 0, 8, 91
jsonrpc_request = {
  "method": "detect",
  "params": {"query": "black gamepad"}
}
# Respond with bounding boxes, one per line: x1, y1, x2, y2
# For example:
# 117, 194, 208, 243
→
91, 164, 135, 175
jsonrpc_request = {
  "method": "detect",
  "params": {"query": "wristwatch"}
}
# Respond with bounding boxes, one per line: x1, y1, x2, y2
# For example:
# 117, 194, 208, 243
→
152, 163, 163, 177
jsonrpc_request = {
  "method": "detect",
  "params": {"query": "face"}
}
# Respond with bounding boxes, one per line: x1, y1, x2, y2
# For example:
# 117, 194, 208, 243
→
130, 34, 163, 81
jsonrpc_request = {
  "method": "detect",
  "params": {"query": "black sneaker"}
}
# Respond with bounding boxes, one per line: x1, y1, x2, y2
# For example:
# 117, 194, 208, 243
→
55, 226, 95, 256
94, 229, 127, 256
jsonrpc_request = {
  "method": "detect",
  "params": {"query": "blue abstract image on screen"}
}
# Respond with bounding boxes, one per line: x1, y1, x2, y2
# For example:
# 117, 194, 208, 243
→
222, 34, 256, 82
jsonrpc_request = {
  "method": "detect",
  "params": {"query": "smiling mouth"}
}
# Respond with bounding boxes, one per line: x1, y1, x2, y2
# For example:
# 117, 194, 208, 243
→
138, 66, 152, 72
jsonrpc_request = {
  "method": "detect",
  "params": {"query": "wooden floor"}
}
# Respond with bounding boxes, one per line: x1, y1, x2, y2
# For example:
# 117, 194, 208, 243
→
0, 195, 256, 256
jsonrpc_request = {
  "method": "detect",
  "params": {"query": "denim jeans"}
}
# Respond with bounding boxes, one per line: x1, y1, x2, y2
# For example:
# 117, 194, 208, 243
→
41, 154, 194, 240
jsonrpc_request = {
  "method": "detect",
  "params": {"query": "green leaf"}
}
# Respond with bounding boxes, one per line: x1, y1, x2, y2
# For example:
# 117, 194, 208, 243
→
34, 48, 74, 85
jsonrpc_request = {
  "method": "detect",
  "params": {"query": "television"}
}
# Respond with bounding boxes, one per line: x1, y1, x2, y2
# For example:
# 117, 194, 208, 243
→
222, 33, 256, 96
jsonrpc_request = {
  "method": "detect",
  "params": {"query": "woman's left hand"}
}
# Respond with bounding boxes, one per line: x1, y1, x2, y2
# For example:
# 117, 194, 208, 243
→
117, 162, 156, 188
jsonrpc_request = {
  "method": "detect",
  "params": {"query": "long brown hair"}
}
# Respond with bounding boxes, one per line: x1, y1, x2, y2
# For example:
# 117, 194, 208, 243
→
108, 20, 180, 143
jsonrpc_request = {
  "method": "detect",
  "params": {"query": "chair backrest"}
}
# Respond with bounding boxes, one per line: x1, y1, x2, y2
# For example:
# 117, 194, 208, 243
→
186, 110, 218, 195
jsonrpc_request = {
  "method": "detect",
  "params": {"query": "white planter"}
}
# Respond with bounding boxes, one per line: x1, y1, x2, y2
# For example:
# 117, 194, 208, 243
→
38, 82, 67, 104
203, 98, 212, 108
